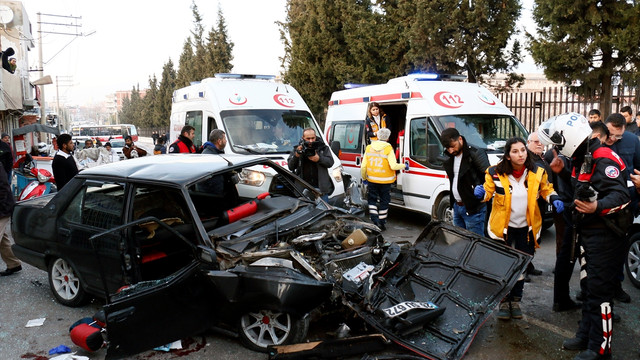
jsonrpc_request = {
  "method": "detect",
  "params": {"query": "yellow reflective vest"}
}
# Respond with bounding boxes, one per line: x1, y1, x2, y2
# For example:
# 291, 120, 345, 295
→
481, 165, 557, 248
361, 140, 404, 184
367, 115, 387, 141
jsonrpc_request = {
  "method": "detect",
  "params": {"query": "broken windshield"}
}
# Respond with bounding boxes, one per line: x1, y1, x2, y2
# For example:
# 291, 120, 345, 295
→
433, 114, 527, 151
221, 109, 320, 154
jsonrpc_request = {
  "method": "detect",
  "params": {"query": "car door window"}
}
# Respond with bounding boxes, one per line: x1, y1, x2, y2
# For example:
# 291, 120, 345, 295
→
410, 117, 443, 168
131, 185, 198, 280
61, 182, 125, 229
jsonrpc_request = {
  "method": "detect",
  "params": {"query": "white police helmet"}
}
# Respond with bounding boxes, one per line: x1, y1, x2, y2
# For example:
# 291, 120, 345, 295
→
538, 112, 592, 158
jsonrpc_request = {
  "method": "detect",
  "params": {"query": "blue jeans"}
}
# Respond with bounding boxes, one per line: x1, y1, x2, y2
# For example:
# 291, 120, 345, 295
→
453, 202, 486, 237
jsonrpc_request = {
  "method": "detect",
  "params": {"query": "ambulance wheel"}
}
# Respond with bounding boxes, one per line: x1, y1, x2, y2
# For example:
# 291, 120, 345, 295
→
626, 233, 640, 288
48, 257, 88, 307
238, 310, 309, 352
435, 197, 453, 224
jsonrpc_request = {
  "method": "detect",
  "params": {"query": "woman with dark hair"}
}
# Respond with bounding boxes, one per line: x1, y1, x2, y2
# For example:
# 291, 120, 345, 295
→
365, 102, 388, 143
474, 137, 561, 320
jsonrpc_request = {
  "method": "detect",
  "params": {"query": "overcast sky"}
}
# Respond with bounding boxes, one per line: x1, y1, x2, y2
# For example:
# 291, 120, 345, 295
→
22, 0, 539, 107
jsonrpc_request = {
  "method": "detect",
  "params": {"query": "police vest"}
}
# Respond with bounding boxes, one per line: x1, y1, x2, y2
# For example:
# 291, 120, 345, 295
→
573, 147, 626, 181
172, 139, 196, 153
369, 116, 387, 141
365, 144, 396, 184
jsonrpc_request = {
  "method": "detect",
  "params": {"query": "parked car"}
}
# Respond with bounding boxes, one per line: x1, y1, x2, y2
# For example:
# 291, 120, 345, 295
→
11, 154, 530, 359
107, 139, 126, 160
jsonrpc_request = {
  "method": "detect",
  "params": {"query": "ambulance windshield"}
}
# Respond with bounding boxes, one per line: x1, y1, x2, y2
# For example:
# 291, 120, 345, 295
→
433, 114, 527, 151
221, 109, 320, 154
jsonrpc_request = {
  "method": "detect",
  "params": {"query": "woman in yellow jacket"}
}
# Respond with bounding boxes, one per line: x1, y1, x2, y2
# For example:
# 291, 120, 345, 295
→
474, 137, 562, 320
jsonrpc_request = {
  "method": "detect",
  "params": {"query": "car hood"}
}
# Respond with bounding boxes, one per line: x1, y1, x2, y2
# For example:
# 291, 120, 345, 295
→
342, 221, 530, 360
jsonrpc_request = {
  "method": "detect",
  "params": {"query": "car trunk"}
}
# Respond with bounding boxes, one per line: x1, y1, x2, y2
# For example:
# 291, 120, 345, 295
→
344, 221, 531, 360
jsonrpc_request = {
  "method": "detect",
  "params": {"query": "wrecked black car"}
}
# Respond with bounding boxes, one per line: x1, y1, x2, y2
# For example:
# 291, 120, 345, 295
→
12, 155, 530, 359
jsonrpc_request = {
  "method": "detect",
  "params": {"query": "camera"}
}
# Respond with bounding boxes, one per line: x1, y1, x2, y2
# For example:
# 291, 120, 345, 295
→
296, 139, 317, 157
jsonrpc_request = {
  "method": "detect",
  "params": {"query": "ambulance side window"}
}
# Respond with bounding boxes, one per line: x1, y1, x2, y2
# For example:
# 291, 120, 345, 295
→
409, 117, 443, 168
186, 111, 204, 149
330, 122, 363, 153
207, 117, 217, 132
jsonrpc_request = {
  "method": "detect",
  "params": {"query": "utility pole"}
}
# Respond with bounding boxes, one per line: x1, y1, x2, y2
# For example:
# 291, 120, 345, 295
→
55, 75, 73, 131
38, 13, 44, 124
36, 12, 83, 125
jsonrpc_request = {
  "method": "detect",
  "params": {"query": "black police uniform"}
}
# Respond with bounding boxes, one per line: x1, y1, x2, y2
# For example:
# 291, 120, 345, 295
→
570, 139, 631, 357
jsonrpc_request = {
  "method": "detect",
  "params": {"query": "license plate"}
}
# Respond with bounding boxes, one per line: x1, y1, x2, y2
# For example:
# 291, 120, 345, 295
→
382, 301, 438, 318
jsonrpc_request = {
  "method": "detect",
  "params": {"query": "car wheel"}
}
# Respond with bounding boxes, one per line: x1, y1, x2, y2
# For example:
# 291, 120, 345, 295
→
238, 310, 309, 352
48, 257, 88, 307
435, 197, 453, 223
626, 233, 640, 289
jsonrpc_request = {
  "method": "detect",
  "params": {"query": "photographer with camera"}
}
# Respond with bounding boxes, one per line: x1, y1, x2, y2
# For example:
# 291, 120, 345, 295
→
288, 128, 334, 202
539, 113, 632, 360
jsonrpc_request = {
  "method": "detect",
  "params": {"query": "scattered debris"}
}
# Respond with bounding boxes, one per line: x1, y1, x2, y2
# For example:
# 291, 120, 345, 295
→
48, 345, 71, 355
25, 318, 46, 327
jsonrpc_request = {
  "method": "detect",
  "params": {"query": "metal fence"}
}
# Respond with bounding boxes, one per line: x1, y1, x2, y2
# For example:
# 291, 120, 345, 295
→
497, 86, 639, 132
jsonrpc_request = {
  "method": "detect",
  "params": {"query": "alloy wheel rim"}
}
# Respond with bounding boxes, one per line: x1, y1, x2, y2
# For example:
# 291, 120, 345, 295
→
241, 310, 292, 347
51, 259, 80, 300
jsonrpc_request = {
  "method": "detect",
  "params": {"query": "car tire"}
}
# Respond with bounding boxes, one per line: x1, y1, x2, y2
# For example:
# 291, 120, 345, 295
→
626, 233, 640, 289
435, 196, 453, 223
238, 310, 309, 352
48, 257, 88, 307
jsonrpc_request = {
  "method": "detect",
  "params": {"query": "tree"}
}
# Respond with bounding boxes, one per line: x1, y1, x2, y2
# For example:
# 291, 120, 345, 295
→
141, 75, 159, 128
190, 1, 208, 80
156, 58, 177, 127
380, 0, 522, 83
205, 7, 234, 75
176, 38, 196, 88
528, 0, 640, 115
280, 0, 381, 121
280, 0, 524, 121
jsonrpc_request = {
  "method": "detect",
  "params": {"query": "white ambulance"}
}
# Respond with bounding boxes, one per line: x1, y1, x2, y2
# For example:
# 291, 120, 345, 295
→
324, 73, 528, 220
169, 73, 345, 204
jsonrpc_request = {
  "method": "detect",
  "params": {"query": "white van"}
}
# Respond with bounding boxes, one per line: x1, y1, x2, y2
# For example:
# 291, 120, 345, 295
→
170, 73, 345, 204
324, 74, 528, 220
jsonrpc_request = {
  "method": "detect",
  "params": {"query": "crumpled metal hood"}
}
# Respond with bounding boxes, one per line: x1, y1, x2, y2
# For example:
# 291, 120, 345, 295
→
349, 221, 531, 360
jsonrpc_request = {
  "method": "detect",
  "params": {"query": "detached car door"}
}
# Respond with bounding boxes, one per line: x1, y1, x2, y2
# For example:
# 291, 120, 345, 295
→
104, 260, 217, 359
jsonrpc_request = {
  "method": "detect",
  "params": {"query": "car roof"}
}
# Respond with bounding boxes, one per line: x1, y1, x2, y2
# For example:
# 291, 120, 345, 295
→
79, 154, 268, 185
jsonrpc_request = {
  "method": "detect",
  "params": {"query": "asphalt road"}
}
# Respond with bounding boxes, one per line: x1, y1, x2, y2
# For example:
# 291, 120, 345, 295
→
1, 205, 639, 360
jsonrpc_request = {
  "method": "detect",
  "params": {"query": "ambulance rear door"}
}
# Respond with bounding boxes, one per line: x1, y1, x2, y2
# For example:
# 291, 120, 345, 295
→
325, 103, 369, 182
400, 114, 446, 215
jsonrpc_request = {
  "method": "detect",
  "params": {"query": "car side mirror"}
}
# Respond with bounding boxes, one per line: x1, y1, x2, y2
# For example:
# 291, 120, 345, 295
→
330, 141, 341, 156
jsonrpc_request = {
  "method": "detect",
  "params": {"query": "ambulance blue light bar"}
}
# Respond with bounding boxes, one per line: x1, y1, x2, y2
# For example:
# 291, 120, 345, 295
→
343, 83, 374, 89
406, 73, 467, 81
215, 73, 276, 80
407, 73, 440, 80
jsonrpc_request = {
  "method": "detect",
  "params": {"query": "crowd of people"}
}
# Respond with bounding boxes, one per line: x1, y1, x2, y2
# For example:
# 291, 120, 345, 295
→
357, 101, 637, 360
1, 104, 639, 359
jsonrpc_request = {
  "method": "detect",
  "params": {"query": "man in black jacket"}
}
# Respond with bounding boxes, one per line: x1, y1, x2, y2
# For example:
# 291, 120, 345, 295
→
440, 128, 489, 236
52, 134, 79, 191
288, 128, 334, 202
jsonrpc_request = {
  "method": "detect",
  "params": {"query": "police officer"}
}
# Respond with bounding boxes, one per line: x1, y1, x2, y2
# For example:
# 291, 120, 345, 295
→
539, 113, 632, 360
